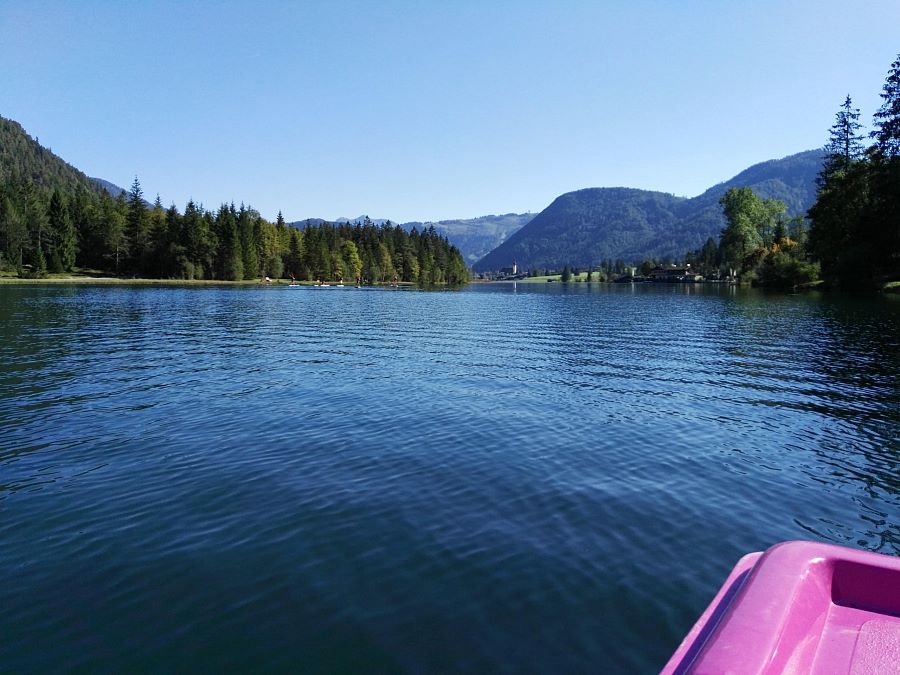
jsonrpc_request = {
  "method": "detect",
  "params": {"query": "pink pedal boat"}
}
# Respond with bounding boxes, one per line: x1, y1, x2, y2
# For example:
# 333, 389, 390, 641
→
661, 540, 900, 674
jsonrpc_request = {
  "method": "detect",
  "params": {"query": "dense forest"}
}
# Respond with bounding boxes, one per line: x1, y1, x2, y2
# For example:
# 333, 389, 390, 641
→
0, 116, 468, 285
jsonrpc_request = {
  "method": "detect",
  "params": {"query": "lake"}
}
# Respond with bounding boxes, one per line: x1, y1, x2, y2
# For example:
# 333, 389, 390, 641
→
1, 282, 898, 673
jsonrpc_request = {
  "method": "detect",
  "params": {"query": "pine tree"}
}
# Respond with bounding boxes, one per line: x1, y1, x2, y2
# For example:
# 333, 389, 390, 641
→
216, 204, 243, 281
108, 193, 128, 273
818, 95, 865, 188
808, 96, 873, 286
69, 188, 95, 269
126, 176, 149, 273
145, 196, 168, 277
163, 204, 183, 277
0, 195, 28, 273
869, 51, 900, 280
872, 53, 900, 159
33, 239, 47, 277
47, 189, 76, 272
25, 187, 50, 275
238, 204, 258, 279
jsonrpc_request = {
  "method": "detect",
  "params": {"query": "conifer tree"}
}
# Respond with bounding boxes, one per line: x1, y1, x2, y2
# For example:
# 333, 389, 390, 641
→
869, 51, 900, 280
25, 187, 50, 275
144, 196, 168, 276
108, 193, 128, 273
182, 200, 206, 279
33, 239, 47, 277
872, 52, 900, 159
238, 204, 258, 279
47, 189, 76, 272
0, 195, 28, 274
126, 176, 148, 272
818, 95, 865, 188
216, 204, 243, 281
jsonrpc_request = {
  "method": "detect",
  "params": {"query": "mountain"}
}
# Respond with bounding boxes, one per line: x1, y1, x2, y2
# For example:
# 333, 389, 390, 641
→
0, 115, 108, 198
0, 115, 148, 209
89, 177, 129, 198
288, 216, 392, 228
403, 213, 533, 265
288, 218, 329, 228
336, 216, 392, 225
473, 150, 823, 272
5, 110, 820, 273
289, 212, 534, 265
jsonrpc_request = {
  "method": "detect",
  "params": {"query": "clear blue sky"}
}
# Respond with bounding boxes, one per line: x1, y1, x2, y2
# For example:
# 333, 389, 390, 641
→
2, 1, 898, 223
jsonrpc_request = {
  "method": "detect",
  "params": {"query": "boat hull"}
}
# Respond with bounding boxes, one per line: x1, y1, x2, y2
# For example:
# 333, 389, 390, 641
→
661, 540, 900, 674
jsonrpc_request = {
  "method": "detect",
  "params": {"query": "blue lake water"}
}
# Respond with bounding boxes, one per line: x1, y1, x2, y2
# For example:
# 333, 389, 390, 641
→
1, 282, 898, 673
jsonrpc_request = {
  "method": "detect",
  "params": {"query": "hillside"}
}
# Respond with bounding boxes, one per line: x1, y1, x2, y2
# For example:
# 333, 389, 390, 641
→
474, 150, 823, 272
403, 213, 533, 265
0, 116, 109, 198
0, 115, 468, 284
89, 177, 129, 198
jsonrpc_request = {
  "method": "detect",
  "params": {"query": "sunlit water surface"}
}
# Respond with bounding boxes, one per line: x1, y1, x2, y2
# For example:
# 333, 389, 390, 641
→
1, 283, 898, 673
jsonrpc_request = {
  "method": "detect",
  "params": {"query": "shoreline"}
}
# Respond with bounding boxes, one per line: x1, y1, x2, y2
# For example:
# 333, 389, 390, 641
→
0, 275, 429, 288
0, 275, 262, 286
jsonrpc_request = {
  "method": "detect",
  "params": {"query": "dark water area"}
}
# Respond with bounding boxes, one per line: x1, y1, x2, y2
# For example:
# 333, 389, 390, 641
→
1, 282, 898, 673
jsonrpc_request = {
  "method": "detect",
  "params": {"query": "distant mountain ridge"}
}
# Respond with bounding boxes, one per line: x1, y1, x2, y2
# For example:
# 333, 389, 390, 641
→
290, 213, 534, 265
289, 216, 392, 227
403, 213, 533, 265
89, 177, 129, 198
474, 150, 823, 272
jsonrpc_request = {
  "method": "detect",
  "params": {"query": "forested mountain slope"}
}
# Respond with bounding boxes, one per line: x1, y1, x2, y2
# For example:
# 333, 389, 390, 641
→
0, 115, 468, 284
0, 116, 109, 198
474, 150, 823, 271
403, 213, 533, 265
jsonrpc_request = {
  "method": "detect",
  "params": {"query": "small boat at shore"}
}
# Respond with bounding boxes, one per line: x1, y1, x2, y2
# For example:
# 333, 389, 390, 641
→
661, 540, 900, 674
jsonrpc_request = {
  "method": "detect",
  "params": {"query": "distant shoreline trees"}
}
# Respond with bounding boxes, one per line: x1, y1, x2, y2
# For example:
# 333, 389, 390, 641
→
0, 121, 469, 285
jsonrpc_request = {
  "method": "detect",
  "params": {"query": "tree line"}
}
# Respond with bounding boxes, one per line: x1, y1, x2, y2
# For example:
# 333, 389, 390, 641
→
0, 172, 468, 285
806, 51, 900, 289
672, 51, 900, 289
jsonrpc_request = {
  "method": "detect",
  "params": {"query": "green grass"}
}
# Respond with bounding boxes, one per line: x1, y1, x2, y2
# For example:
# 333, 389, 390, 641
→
516, 274, 561, 283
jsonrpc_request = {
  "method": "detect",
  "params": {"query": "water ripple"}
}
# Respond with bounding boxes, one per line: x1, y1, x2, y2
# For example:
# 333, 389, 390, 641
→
0, 283, 898, 673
